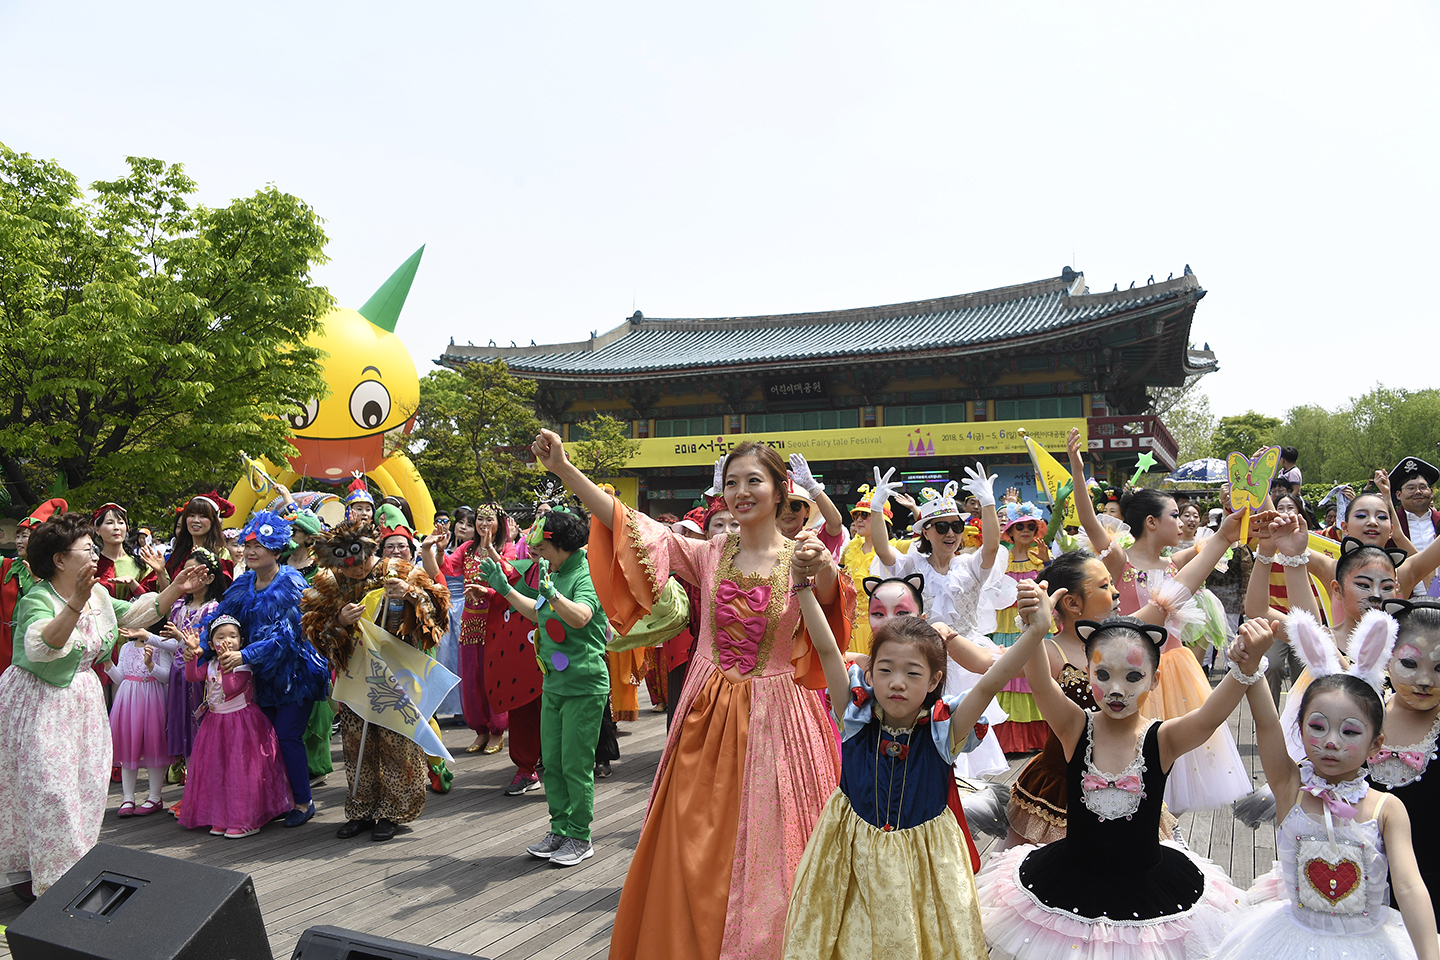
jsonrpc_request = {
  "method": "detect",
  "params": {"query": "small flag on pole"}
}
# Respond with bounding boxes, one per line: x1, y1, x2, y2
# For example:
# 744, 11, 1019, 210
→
1021, 430, 1081, 529
332, 604, 460, 763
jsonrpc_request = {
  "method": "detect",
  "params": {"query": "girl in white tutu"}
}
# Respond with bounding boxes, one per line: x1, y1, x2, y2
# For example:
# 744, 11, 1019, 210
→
1216, 609, 1437, 960
975, 605, 1270, 960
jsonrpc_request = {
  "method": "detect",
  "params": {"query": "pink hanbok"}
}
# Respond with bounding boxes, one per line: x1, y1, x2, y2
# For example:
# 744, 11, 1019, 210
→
593, 499, 855, 960
178, 660, 291, 833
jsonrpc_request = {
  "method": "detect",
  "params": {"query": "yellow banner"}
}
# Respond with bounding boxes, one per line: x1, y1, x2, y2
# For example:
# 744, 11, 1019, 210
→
1024, 434, 1081, 528
626, 419, 1086, 469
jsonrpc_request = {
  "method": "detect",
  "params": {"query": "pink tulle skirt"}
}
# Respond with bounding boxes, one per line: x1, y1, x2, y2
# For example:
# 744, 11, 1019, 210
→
976, 841, 1247, 960
110, 677, 172, 771
179, 703, 293, 833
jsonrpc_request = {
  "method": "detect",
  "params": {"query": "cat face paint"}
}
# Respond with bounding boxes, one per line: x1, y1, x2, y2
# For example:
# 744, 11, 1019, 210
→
1088, 635, 1153, 720
1302, 688, 1380, 778
1389, 631, 1440, 713
868, 580, 923, 629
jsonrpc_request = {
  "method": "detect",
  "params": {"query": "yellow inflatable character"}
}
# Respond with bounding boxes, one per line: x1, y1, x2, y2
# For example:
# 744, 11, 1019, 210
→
228, 247, 437, 532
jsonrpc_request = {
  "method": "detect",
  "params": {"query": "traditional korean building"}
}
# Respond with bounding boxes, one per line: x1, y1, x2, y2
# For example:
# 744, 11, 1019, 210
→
439, 267, 1216, 516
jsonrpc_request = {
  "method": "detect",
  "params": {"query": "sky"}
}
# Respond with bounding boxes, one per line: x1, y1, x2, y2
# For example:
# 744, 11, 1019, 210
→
4, 1, 1437, 421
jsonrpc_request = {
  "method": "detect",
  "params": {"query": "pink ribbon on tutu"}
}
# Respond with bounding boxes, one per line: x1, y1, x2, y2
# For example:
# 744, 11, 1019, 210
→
1371, 748, 1427, 772
1300, 782, 1359, 820
1081, 773, 1143, 794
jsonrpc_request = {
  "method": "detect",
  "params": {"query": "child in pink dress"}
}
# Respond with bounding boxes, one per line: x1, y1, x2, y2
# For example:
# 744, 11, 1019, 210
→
177, 615, 292, 837
107, 629, 174, 817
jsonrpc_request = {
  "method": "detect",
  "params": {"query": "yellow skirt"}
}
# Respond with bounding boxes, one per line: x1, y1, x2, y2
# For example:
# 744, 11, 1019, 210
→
783, 790, 988, 960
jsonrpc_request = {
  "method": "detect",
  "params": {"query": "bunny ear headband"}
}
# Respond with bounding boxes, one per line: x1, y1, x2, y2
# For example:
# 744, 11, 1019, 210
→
1285, 606, 1397, 698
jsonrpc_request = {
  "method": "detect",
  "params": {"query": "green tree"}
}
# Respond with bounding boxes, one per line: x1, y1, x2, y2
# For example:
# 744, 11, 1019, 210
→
1324, 386, 1440, 482
0, 149, 331, 520
407, 362, 542, 507
1159, 387, 1215, 466
569, 413, 641, 477
1210, 412, 1281, 460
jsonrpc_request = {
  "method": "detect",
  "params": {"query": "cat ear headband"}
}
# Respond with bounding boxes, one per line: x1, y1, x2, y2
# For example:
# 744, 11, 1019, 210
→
1074, 616, 1167, 648
1338, 536, 1408, 571
1286, 606, 1397, 698
860, 574, 927, 614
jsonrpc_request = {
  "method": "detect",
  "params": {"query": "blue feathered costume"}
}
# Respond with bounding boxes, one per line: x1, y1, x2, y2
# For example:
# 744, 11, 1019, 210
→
201, 511, 328, 823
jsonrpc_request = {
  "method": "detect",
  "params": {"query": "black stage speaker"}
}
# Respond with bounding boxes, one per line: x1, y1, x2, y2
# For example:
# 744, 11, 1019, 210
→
5, 842, 272, 960
291, 926, 485, 960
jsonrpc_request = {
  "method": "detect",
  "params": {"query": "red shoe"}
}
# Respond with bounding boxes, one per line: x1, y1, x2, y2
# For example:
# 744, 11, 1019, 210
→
116, 801, 136, 818
133, 798, 163, 817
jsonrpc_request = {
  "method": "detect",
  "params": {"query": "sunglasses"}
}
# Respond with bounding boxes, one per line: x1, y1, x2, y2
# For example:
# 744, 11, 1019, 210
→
787, 502, 809, 514
926, 521, 962, 535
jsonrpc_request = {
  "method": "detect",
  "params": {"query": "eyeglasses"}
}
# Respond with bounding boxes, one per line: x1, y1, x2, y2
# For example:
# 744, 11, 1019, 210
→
69, 544, 99, 557
1402, 482, 1433, 495
787, 502, 809, 514
926, 521, 962, 535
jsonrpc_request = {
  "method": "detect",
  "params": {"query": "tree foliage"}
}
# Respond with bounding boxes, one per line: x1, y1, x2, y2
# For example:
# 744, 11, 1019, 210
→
0, 149, 332, 521
569, 413, 641, 477
407, 363, 542, 508
1209, 412, 1281, 460
1159, 387, 1215, 466
1274, 385, 1440, 488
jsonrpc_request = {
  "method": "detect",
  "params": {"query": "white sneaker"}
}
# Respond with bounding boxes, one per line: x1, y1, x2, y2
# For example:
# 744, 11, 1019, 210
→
526, 832, 565, 859
549, 837, 594, 867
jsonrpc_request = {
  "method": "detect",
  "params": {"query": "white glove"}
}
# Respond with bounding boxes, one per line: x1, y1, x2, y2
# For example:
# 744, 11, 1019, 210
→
788, 453, 824, 496
869, 466, 902, 513
961, 461, 998, 509
705, 458, 725, 497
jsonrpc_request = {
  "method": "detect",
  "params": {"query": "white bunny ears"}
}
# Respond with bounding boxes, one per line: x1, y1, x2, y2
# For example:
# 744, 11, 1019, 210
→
1285, 607, 1397, 699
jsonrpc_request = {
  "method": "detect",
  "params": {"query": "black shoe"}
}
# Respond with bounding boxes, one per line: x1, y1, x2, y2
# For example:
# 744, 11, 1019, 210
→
371, 819, 397, 842
594, 761, 612, 778
336, 818, 375, 839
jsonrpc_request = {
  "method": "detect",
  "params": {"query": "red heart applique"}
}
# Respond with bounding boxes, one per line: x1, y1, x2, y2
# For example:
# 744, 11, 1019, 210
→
973, 722, 990, 741
931, 701, 951, 722
1304, 857, 1360, 903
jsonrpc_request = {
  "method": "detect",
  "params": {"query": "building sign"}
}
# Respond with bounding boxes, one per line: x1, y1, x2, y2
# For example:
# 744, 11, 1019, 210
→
762, 375, 828, 400
623, 418, 1085, 468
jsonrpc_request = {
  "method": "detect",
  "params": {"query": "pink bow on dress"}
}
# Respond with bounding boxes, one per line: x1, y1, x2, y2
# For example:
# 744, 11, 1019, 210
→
714, 605, 766, 674
1080, 773, 1143, 794
1371, 748, 1428, 772
1300, 782, 1359, 821
715, 581, 772, 610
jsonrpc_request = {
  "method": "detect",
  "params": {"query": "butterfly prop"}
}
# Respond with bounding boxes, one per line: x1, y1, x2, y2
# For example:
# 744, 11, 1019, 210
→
1226, 446, 1281, 543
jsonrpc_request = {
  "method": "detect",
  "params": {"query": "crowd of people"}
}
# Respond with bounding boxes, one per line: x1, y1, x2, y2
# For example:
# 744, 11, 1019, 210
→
2, 436, 1439, 960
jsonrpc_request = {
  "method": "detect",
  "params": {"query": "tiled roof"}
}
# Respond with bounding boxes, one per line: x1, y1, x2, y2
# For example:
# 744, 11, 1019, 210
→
439, 270, 1207, 378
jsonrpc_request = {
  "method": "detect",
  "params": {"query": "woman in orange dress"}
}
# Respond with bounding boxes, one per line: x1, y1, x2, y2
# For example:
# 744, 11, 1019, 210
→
531, 430, 853, 960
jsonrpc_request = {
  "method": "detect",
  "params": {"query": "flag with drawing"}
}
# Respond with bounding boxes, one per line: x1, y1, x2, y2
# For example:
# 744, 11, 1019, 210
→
332, 611, 460, 763
1020, 429, 1081, 529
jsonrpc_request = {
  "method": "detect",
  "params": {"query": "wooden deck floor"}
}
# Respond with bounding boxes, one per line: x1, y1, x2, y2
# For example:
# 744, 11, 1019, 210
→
0, 684, 1277, 959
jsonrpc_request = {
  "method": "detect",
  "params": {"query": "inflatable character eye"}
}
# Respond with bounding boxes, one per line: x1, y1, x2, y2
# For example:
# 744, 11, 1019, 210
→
289, 397, 320, 430
349, 381, 391, 431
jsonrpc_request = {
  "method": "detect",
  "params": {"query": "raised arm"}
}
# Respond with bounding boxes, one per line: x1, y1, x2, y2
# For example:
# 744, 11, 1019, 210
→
1375, 470, 1418, 557
867, 467, 904, 568
531, 428, 620, 528
1171, 507, 1242, 595
1159, 618, 1275, 770
947, 581, 1058, 752
1020, 581, 1088, 757
793, 562, 850, 725
1067, 427, 1123, 578
962, 462, 1002, 570
789, 453, 844, 538
1398, 531, 1440, 596
1244, 513, 1288, 624
1271, 513, 1322, 620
